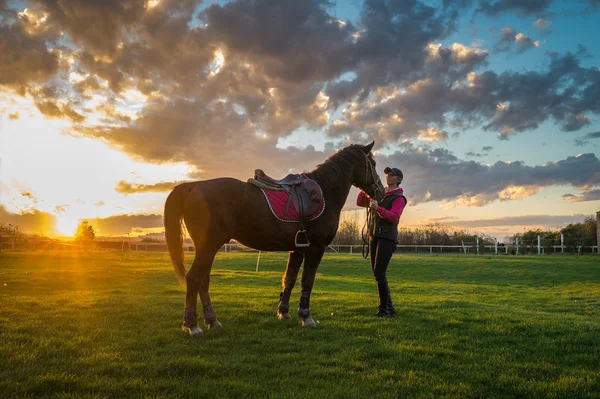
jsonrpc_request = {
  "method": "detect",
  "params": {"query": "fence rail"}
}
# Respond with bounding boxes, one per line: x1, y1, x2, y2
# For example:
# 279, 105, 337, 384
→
1, 239, 598, 254
0, 236, 599, 255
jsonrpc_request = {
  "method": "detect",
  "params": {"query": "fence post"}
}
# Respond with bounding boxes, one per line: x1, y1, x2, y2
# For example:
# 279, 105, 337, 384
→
561, 233, 564, 254
350, 245, 352, 254
495, 239, 498, 255
256, 251, 261, 272
596, 211, 600, 254
516, 237, 519, 255
537, 236, 541, 255
430, 246, 432, 255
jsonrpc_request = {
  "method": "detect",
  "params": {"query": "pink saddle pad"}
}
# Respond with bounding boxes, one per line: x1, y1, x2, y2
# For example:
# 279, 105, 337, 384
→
260, 188, 325, 222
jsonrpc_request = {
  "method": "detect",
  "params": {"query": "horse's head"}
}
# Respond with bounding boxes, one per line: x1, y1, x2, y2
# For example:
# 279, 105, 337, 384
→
354, 141, 385, 202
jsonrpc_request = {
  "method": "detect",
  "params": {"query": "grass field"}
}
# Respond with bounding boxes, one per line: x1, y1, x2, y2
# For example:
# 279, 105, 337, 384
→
1, 251, 599, 398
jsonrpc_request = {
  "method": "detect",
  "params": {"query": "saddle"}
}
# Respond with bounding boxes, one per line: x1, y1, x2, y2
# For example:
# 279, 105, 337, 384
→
254, 169, 324, 247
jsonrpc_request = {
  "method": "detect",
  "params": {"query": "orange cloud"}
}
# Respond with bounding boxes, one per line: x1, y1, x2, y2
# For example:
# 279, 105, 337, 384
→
115, 180, 191, 195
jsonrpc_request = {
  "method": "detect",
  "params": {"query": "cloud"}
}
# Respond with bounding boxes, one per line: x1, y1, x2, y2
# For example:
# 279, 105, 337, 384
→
87, 213, 163, 235
477, 0, 554, 16
0, 205, 58, 236
482, 146, 493, 152
26, 0, 150, 57
21, 192, 38, 203
53, 205, 68, 213
533, 18, 552, 32
8, 112, 18, 120
1, 0, 599, 185
115, 180, 191, 194
328, 49, 599, 143
432, 213, 592, 229
574, 131, 600, 146
562, 189, 600, 202
376, 142, 600, 205
495, 27, 539, 53
0, 21, 59, 94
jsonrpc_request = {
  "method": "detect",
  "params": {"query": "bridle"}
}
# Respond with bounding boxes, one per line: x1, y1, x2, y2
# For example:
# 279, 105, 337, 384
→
361, 152, 382, 259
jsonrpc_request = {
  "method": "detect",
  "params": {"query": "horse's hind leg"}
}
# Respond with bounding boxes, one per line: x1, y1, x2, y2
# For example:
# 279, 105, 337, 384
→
277, 250, 304, 320
182, 248, 220, 335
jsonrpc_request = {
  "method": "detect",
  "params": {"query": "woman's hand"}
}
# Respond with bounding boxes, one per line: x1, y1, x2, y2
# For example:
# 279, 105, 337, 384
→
369, 199, 378, 211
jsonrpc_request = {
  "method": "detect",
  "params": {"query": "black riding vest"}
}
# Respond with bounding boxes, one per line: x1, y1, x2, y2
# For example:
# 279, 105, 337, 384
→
373, 193, 407, 243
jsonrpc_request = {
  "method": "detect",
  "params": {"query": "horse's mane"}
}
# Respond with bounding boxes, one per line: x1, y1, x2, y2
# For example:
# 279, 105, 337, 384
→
307, 145, 365, 188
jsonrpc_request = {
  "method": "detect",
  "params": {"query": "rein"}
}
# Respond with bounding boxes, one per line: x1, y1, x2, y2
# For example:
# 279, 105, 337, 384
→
361, 153, 382, 259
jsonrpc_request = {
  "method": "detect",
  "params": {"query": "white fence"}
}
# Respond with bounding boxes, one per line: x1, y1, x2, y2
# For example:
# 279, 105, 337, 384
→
124, 241, 598, 255
2, 238, 598, 254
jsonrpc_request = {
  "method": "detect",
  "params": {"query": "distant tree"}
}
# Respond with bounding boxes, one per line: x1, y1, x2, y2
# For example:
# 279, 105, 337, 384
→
75, 221, 95, 244
332, 212, 361, 245
140, 237, 162, 243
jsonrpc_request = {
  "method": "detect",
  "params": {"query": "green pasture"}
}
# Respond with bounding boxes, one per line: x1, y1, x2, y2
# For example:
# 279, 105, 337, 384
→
0, 251, 599, 398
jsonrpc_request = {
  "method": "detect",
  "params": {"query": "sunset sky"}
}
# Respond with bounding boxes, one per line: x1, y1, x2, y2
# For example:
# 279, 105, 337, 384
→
1, 0, 599, 240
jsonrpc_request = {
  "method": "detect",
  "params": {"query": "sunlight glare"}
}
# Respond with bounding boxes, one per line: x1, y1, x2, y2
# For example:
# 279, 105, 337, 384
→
56, 216, 80, 237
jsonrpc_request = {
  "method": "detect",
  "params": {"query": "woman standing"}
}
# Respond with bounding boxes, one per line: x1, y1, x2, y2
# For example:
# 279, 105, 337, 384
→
357, 167, 407, 317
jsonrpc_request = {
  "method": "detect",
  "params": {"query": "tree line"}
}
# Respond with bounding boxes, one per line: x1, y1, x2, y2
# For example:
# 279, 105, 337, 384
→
331, 212, 597, 248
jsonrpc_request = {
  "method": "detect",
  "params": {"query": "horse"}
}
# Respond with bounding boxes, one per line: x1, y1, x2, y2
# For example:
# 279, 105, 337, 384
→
164, 141, 385, 335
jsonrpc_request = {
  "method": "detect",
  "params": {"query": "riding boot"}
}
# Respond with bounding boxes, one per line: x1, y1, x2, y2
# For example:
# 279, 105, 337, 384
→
387, 289, 396, 315
376, 281, 390, 317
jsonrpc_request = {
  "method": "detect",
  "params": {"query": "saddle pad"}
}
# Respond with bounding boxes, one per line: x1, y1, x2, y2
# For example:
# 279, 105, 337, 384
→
260, 188, 326, 222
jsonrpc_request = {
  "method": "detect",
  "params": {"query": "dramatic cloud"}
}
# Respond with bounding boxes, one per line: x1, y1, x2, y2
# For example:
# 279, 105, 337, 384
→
563, 189, 600, 202
0, 0, 599, 183
496, 27, 539, 53
116, 180, 191, 194
0, 21, 59, 95
377, 143, 600, 206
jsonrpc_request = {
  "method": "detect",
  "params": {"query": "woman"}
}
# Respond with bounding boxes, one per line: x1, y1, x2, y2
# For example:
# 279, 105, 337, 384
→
357, 167, 407, 317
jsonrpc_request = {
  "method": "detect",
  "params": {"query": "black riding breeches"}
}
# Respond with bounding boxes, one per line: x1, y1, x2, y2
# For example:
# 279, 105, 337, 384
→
370, 237, 396, 283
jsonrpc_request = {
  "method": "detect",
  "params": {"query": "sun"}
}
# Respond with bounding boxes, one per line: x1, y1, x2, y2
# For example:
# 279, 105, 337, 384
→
56, 216, 80, 237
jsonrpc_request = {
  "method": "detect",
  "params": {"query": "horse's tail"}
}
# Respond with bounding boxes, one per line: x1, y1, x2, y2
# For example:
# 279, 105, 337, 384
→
164, 182, 195, 287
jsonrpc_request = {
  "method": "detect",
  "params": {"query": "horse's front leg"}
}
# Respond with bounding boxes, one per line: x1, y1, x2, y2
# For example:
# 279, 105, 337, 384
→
277, 250, 304, 320
297, 247, 325, 328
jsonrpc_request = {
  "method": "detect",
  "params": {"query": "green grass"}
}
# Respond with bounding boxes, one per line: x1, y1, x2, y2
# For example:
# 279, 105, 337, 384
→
1, 251, 599, 398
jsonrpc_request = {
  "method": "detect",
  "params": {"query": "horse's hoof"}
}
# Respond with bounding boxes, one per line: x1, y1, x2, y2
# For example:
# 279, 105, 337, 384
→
277, 312, 292, 321
301, 317, 316, 328
205, 319, 222, 330
182, 323, 204, 336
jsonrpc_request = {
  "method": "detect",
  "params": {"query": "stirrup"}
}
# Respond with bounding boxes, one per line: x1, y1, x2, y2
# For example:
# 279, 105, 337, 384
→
295, 230, 310, 248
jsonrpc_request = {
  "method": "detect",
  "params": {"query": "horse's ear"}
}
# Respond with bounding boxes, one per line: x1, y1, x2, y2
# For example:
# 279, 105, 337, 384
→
362, 141, 375, 153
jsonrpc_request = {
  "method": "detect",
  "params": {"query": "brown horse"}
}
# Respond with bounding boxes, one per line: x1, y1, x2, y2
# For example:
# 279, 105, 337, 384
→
164, 142, 384, 335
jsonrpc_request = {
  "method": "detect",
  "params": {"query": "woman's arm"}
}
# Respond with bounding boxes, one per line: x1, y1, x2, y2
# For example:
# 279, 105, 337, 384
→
356, 191, 370, 207
376, 197, 407, 223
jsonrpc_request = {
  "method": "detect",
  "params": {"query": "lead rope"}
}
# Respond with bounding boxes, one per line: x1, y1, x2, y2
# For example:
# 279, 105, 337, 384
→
361, 153, 379, 259
362, 205, 376, 259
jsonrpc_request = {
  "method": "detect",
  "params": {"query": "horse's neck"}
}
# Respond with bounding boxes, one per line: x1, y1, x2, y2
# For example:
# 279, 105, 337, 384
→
307, 165, 354, 214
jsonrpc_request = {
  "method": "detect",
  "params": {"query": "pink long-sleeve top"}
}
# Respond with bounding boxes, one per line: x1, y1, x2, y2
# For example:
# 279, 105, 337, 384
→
356, 187, 406, 224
